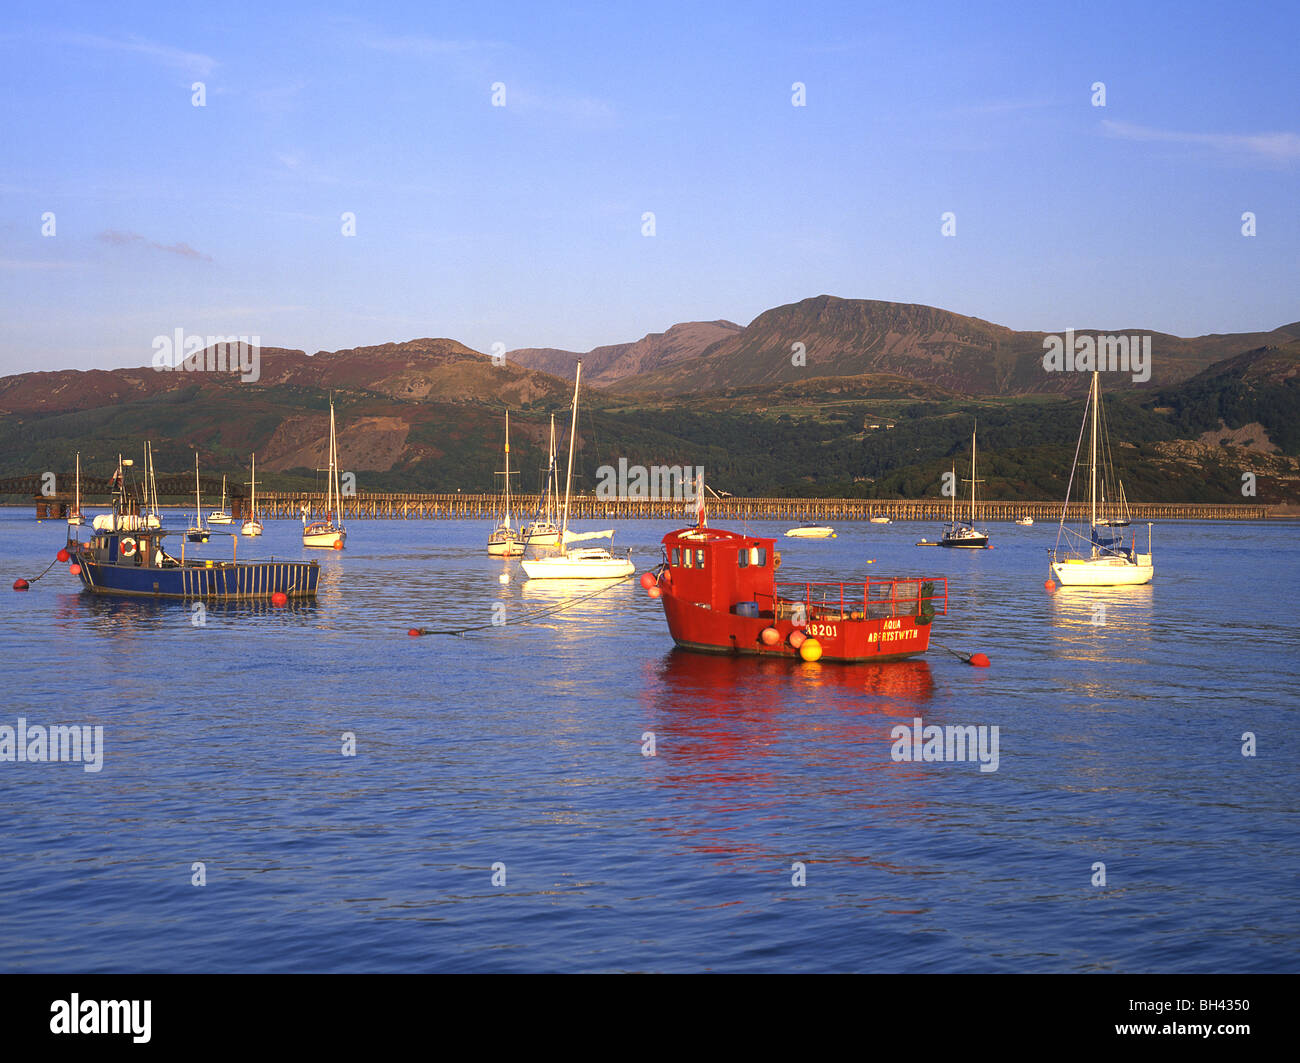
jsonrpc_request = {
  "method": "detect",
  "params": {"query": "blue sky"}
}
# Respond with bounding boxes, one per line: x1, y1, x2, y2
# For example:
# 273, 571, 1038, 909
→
1, 0, 1297, 374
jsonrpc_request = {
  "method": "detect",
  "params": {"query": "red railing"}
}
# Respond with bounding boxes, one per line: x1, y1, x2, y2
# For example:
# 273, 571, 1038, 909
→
756, 578, 948, 623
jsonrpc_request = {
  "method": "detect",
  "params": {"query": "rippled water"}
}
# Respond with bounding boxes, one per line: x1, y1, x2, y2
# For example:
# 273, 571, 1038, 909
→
0, 511, 1296, 971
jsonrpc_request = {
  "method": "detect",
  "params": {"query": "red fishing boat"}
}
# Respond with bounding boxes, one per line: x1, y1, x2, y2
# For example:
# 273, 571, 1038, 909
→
650, 515, 947, 663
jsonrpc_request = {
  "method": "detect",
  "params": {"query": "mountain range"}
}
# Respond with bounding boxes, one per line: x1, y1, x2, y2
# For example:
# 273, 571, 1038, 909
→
1, 296, 1295, 503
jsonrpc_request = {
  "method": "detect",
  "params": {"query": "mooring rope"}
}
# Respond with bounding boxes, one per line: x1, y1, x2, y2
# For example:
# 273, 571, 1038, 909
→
409, 573, 635, 637
25, 556, 62, 584
930, 639, 990, 667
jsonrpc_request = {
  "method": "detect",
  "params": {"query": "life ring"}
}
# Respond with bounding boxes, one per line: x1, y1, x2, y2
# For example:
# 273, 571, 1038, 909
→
774, 551, 782, 571
120, 537, 137, 557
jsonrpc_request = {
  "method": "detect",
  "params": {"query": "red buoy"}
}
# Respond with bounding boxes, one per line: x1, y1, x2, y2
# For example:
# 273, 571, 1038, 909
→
639, 571, 657, 590
271, 591, 288, 607
969, 653, 990, 668
69, 564, 81, 576
760, 626, 781, 646
408, 628, 423, 637
333, 540, 344, 550
57, 548, 70, 563
13, 578, 29, 591
1044, 579, 1056, 592
647, 585, 662, 599
788, 629, 807, 649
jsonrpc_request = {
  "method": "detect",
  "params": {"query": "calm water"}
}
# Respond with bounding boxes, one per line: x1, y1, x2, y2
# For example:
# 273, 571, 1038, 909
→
0, 511, 1296, 972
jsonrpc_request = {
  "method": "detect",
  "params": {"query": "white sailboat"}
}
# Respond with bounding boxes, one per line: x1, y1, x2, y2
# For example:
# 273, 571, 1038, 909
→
520, 362, 634, 580
1049, 371, 1153, 586
187, 453, 210, 543
303, 396, 347, 549
209, 476, 233, 524
67, 453, 84, 526
143, 442, 163, 529
487, 410, 524, 557
939, 422, 990, 548
240, 454, 263, 536
520, 414, 561, 547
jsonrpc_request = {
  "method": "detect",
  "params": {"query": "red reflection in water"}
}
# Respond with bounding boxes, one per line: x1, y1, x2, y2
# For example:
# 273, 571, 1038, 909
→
635, 650, 942, 864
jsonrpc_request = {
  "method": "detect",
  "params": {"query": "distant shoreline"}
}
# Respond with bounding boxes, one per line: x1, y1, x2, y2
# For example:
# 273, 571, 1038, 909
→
6, 498, 1295, 521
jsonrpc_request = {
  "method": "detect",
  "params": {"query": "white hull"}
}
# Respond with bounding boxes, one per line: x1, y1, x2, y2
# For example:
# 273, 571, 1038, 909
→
303, 526, 346, 549
487, 539, 524, 557
521, 551, 635, 580
1016, 518, 1034, 526
241, 520, 263, 537
869, 517, 891, 524
786, 526, 835, 538
67, 515, 84, 527
1051, 555, 1153, 586
209, 514, 234, 525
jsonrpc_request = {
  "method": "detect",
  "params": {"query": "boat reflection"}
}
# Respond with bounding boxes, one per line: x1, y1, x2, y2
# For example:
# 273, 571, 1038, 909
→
635, 650, 941, 863
1048, 584, 1154, 661
52, 590, 320, 639
643, 648, 935, 717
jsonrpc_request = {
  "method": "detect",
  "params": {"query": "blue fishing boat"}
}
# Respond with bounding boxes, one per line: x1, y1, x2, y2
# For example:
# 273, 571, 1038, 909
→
67, 456, 319, 600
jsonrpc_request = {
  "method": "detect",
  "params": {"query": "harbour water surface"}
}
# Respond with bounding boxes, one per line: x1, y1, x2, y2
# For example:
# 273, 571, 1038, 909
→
0, 514, 1296, 971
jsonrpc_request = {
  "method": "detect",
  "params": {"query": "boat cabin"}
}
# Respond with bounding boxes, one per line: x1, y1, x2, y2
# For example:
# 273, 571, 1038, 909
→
661, 526, 778, 612
81, 528, 182, 569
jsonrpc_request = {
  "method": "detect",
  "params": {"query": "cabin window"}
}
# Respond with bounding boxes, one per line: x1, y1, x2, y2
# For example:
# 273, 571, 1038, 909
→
672, 547, 680, 566
738, 550, 748, 568
696, 549, 705, 568
754, 547, 767, 567
684, 550, 693, 568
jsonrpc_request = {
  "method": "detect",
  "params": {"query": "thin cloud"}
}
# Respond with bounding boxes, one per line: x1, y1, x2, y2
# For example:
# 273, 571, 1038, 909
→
0, 259, 90, 271
1102, 119, 1300, 163
512, 90, 615, 122
950, 98, 1056, 116
62, 32, 217, 77
97, 230, 213, 261
360, 33, 505, 56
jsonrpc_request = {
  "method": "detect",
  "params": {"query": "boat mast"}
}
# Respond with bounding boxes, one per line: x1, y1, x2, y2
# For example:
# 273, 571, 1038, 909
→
970, 420, 977, 524
328, 396, 338, 524
74, 452, 81, 514
547, 414, 557, 526
250, 453, 256, 517
560, 362, 582, 542
503, 410, 512, 528
950, 462, 956, 526
1089, 371, 1098, 534
194, 451, 202, 524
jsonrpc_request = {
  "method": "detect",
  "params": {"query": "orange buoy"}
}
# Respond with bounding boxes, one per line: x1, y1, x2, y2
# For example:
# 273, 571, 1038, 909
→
69, 564, 81, 575
788, 629, 807, 650
271, 591, 288, 606
760, 626, 781, 646
969, 653, 990, 668
57, 548, 70, 563
13, 578, 29, 591
639, 571, 657, 590
1044, 579, 1056, 592
799, 637, 823, 662
407, 628, 423, 637
647, 585, 662, 599
333, 540, 343, 550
